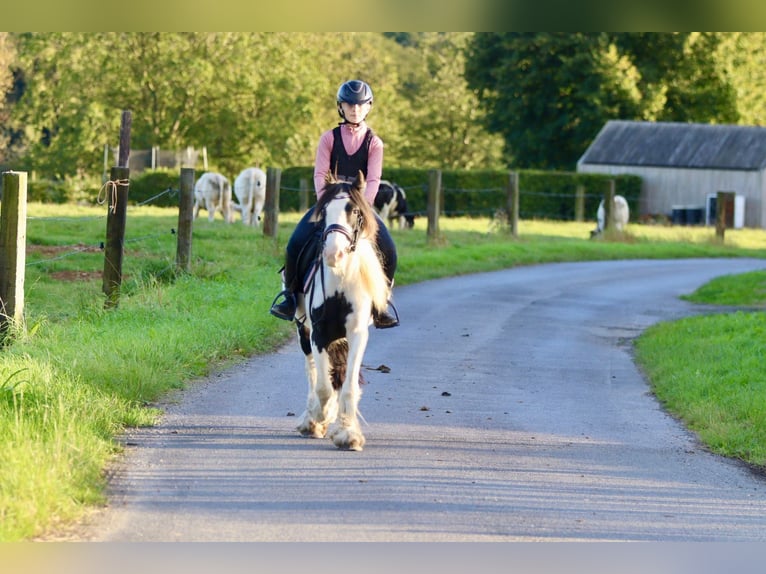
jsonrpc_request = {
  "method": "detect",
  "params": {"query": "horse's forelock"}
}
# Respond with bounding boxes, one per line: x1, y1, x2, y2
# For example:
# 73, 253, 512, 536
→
347, 183, 378, 239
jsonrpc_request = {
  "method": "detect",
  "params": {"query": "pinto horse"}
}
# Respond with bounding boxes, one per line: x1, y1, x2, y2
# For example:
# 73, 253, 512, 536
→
294, 172, 390, 451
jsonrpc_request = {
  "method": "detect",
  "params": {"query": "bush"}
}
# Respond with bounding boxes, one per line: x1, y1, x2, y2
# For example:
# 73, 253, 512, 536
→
127, 169, 183, 207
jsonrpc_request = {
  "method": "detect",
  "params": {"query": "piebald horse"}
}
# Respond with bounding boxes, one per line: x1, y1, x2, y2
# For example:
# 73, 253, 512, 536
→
294, 172, 391, 451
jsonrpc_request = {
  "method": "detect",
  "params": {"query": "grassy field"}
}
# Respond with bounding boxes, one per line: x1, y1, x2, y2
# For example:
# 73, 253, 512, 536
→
1, 203, 765, 541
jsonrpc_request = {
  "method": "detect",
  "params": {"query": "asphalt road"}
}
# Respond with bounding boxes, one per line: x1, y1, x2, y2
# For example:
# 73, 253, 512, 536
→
80, 258, 766, 542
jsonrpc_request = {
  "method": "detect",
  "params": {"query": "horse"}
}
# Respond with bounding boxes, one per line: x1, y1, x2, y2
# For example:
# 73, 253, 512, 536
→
193, 172, 234, 223
591, 195, 630, 238
293, 171, 391, 451
233, 167, 266, 227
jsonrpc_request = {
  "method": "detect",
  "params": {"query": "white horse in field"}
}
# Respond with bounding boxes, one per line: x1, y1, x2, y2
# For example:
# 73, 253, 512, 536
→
233, 167, 267, 227
293, 172, 391, 451
193, 172, 233, 223
592, 195, 629, 237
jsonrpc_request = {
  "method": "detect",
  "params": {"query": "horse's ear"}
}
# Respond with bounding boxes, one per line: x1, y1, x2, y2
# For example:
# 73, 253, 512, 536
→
325, 171, 335, 186
353, 170, 366, 194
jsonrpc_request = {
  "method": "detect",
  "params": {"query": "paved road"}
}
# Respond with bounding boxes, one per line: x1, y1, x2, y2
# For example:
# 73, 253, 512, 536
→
82, 258, 766, 541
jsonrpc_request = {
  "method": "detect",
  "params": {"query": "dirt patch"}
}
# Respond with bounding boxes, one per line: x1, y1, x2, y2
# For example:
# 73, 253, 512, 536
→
27, 243, 103, 282
49, 270, 103, 281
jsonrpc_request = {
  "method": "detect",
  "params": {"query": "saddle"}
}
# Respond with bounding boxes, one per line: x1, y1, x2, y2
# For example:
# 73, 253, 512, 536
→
296, 228, 323, 294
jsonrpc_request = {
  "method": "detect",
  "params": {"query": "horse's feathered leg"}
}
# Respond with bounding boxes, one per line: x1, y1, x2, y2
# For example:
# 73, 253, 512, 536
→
329, 318, 368, 451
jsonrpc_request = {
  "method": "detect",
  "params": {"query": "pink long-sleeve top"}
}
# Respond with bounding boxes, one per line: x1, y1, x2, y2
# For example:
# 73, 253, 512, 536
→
313, 121, 384, 204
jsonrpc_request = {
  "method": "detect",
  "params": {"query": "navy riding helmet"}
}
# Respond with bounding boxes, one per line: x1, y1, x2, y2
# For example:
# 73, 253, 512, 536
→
337, 80, 374, 123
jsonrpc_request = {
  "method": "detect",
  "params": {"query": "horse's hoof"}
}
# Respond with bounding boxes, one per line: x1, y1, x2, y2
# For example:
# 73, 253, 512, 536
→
332, 429, 365, 451
297, 420, 327, 438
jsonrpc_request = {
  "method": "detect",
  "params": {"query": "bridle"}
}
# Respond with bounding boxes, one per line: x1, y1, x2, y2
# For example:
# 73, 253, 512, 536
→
320, 193, 363, 253
303, 192, 364, 327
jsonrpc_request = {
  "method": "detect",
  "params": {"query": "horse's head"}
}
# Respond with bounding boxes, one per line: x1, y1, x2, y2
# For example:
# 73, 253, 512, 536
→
315, 171, 378, 269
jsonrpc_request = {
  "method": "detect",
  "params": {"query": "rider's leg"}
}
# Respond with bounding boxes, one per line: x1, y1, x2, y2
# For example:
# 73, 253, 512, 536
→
270, 208, 317, 321
372, 215, 400, 329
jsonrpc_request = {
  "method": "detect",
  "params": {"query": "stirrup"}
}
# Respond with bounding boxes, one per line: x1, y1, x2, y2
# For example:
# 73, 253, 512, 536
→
373, 301, 400, 329
270, 290, 296, 321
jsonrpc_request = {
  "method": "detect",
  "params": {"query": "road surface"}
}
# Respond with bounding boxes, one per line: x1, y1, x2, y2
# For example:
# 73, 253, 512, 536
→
80, 258, 766, 541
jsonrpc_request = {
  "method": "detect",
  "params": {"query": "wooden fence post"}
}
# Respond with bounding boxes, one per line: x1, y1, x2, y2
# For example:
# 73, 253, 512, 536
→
263, 167, 281, 238
176, 168, 195, 273
427, 169, 441, 242
575, 185, 585, 222
716, 190, 736, 242
102, 167, 130, 308
507, 171, 519, 238
102, 111, 131, 308
299, 178, 309, 212
0, 171, 27, 338
604, 179, 616, 231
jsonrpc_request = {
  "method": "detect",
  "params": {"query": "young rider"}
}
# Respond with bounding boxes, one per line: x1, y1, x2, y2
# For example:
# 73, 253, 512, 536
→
270, 79, 399, 328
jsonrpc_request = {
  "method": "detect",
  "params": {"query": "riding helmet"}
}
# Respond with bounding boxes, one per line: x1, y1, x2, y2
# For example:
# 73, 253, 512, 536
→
336, 80, 374, 105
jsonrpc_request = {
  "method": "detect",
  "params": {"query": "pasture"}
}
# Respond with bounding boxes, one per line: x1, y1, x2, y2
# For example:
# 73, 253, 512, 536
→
2, 202, 765, 541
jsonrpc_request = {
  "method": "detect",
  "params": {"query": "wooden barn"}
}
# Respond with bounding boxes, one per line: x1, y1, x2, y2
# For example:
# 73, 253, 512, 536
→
577, 120, 766, 228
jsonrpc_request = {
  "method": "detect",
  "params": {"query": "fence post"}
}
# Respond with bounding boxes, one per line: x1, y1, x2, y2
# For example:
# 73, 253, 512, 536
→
0, 171, 27, 339
176, 167, 195, 273
102, 110, 131, 309
507, 171, 519, 238
604, 179, 616, 231
264, 167, 281, 238
299, 178, 309, 212
102, 167, 130, 308
427, 169, 441, 242
575, 185, 585, 222
716, 190, 735, 242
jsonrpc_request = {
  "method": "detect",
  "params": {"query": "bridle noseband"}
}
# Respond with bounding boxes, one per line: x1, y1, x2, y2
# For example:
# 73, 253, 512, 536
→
321, 194, 362, 252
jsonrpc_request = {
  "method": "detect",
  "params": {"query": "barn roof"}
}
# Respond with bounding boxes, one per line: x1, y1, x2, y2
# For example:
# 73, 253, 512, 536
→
578, 120, 766, 171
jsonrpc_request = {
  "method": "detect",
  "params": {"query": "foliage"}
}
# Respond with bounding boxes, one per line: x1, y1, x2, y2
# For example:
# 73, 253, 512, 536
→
4, 32, 502, 184
465, 32, 742, 170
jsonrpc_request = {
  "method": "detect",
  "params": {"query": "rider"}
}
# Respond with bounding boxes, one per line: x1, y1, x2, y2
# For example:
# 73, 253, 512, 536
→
270, 79, 399, 328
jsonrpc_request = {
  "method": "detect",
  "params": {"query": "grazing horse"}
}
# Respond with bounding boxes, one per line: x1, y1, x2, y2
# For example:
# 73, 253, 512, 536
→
294, 171, 391, 451
193, 172, 234, 223
233, 167, 266, 227
591, 195, 630, 238
374, 180, 415, 229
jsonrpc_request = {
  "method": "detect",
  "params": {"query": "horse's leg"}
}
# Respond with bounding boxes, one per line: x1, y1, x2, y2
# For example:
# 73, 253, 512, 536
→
298, 349, 337, 438
330, 329, 368, 451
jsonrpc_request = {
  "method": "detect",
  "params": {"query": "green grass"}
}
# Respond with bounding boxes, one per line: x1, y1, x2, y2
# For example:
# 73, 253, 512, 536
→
2, 206, 766, 541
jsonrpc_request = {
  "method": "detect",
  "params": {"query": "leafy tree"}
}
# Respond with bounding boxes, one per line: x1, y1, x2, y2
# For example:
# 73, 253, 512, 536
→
6, 32, 514, 182
714, 32, 766, 126
0, 32, 18, 165
465, 32, 741, 170
465, 33, 649, 170
396, 32, 505, 170
612, 32, 738, 124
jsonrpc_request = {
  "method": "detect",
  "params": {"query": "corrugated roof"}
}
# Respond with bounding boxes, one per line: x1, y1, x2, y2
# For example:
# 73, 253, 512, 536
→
578, 120, 766, 171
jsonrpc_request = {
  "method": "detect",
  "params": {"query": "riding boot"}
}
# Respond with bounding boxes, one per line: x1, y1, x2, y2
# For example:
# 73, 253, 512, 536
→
270, 287, 296, 321
373, 307, 399, 329
270, 259, 298, 321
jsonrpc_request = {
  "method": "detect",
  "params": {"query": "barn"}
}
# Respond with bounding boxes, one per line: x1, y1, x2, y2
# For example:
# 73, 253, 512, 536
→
577, 120, 766, 228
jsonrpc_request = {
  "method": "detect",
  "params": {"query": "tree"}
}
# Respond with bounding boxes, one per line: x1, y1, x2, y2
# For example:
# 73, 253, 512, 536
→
465, 33, 649, 170
6, 33, 511, 182
714, 32, 766, 126
396, 33, 505, 170
465, 32, 740, 170
0, 32, 18, 165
